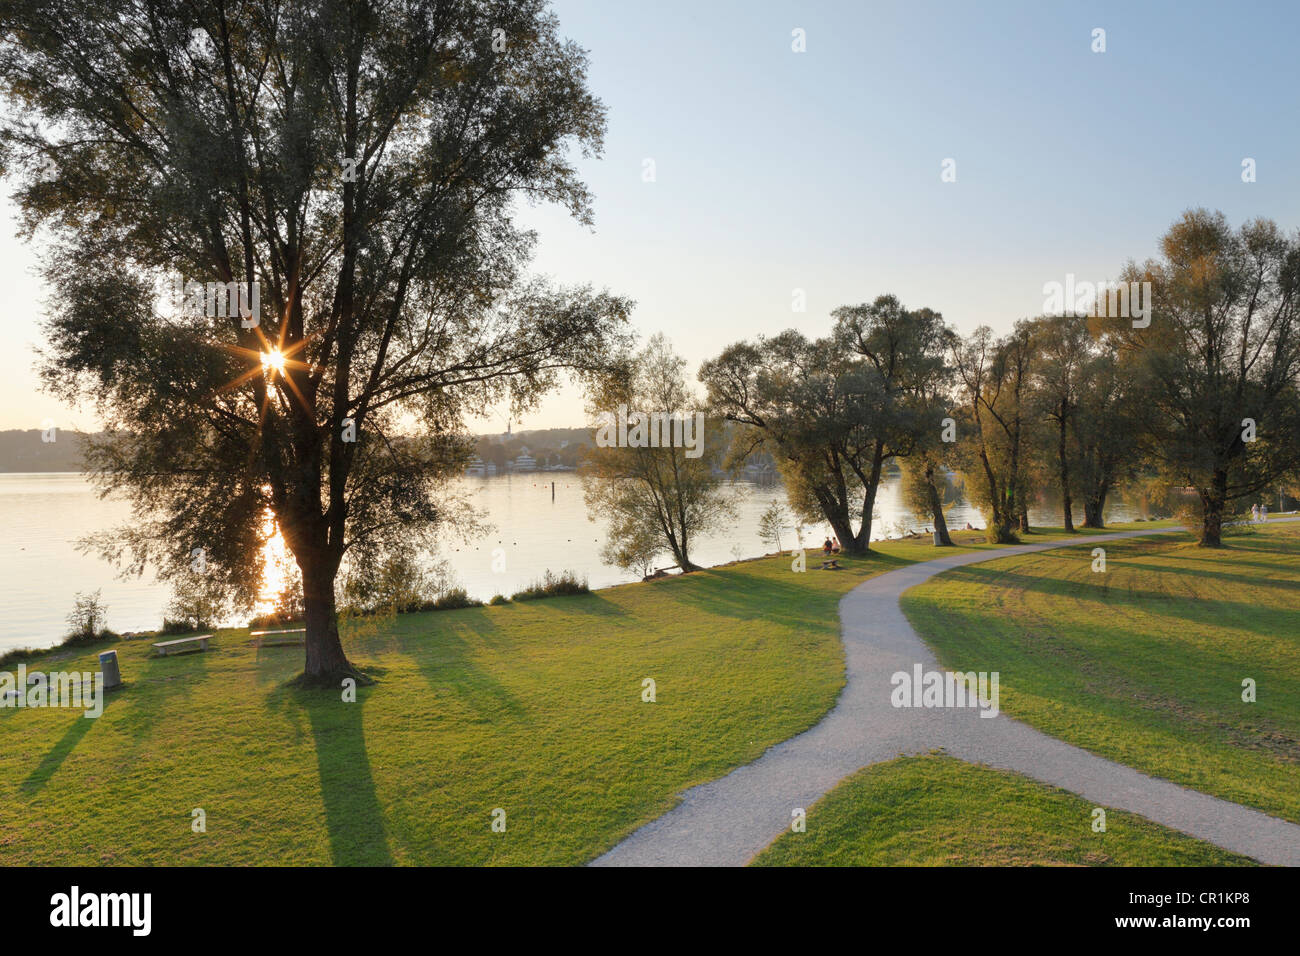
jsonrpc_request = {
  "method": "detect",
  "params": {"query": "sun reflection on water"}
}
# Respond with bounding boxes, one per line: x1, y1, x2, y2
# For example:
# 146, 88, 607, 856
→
252, 511, 296, 618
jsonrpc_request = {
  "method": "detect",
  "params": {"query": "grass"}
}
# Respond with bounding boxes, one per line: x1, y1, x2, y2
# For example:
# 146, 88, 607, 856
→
901, 521, 1300, 824
752, 753, 1256, 866
0, 537, 906, 865
0, 520, 1192, 865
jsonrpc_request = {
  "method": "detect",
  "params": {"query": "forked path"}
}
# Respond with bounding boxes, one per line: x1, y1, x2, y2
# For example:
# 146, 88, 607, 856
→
592, 523, 1300, 867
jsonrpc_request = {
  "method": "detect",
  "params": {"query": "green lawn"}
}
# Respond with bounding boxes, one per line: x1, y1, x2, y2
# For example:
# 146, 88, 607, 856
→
0, 520, 1194, 865
901, 521, 1300, 824
0, 534, 937, 865
752, 753, 1255, 866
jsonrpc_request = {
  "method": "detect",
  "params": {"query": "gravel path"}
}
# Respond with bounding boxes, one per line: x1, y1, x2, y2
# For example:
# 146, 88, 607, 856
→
592, 523, 1300, 867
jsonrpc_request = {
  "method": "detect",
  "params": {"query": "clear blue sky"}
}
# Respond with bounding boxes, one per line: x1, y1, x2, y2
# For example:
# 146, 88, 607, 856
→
2, 0, 1297, 432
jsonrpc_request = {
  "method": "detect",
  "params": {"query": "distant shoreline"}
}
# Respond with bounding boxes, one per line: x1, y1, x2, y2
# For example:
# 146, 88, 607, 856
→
0, 426, 597, 473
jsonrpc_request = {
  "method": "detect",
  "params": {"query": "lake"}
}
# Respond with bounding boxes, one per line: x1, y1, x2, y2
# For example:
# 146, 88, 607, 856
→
0, 471, 1139, 652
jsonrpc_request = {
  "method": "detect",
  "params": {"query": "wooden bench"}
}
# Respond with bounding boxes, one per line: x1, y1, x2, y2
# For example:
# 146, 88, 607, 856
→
151, 634, 211, 656
250, 628, 306, 648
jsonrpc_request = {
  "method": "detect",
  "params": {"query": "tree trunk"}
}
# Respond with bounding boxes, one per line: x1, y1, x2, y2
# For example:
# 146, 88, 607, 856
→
1082, 478, 1108, 528
813, 464, 862, 555
1016, 484, 1030, 533
985, 487, 1018, 544
1199, 470, 1228, 547
989, 509, 1018, 544
669, 538, 699, 572
299, 550, 359, 685
851, 444, 886, 553
924, 461, 953, 546
675, 547, 701, 572
831, 513, 863, 555
1058, 411, 1073, 532
973, 419, 1013, 544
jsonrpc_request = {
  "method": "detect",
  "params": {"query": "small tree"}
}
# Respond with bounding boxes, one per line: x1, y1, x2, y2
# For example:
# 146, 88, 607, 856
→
757, 500, 788, 552
583, 335, 735, 572
66, 590, 108, 642
341, 550, 446, 615
600, 521, 665, 578
165, 572, 229, 632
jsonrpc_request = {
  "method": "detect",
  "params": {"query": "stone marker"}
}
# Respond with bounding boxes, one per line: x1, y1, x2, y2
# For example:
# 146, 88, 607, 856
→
99, 650, 122, 689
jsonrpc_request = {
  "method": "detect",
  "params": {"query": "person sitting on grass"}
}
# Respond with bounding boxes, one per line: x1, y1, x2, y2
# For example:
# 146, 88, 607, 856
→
822, 537, 833, 555
831, 537, 841, 554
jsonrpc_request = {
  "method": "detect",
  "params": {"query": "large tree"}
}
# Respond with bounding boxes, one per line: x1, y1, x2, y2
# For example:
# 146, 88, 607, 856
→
701, 330, 883, 553
702, 296, 948, 553
1111, 210, 1300, 546
1071, 338, 1141, 527
1028, 313, 1091, 531
832, 296, 956, 545
1, 0, 632, 682
950, 323, 1035, 543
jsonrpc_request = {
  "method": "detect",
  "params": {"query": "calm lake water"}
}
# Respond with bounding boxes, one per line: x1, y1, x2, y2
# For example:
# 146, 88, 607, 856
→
0, 471, 1138, 652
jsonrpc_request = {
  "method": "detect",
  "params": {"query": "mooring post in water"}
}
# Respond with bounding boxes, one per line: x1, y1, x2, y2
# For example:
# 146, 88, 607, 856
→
551, 481, 555, 501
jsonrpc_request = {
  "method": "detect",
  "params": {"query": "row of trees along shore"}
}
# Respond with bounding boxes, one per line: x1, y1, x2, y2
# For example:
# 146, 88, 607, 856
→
582, 209, 1300, 578
3, 3, 1298, 683
694, 210, 1300, 557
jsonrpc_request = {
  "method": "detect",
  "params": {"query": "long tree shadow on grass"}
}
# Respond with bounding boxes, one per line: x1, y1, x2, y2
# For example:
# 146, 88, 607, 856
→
667, 553, 915, 631
274, 686, 395, 865
909, 599, 1300, 765
20, 691, 116, 796
1116, 560, 1300, 594
920, 559, 1300, 644
394, 615, 530, 724
112, 647, 211, 745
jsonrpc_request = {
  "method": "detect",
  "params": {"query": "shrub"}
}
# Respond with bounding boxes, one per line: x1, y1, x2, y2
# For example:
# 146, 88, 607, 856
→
343, 551, 438, 614
0, 646, 42, 669
432, 587, 482, 610
65, 590, 111, 644
247, 608, 304, 629
488, 594, 509, 606
510, 570, 589, 602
